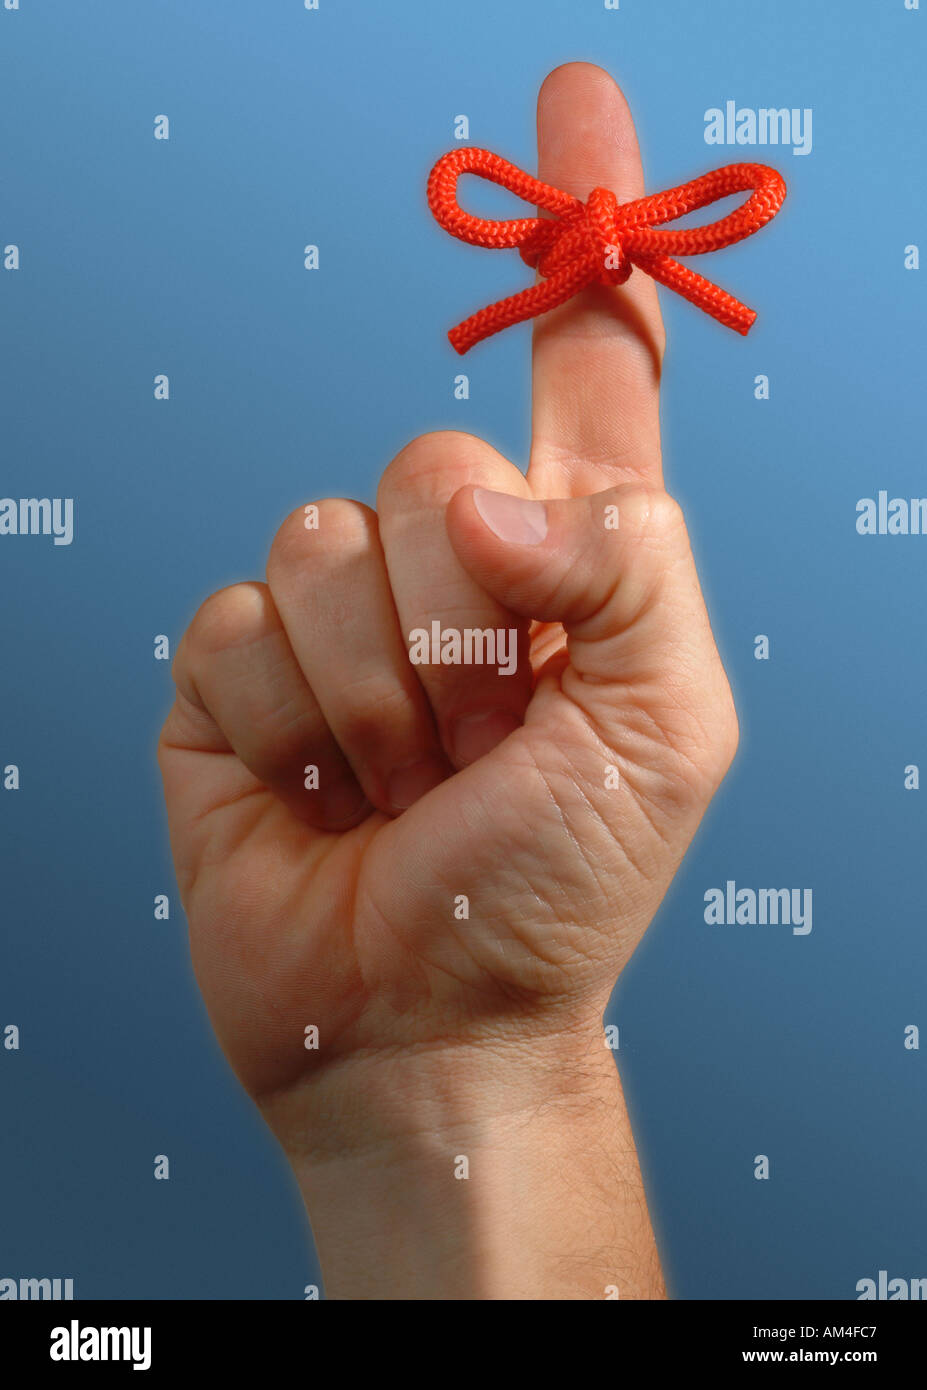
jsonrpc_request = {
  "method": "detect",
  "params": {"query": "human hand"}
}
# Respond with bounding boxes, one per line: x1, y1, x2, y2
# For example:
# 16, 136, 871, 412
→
158, 62, 738, 1300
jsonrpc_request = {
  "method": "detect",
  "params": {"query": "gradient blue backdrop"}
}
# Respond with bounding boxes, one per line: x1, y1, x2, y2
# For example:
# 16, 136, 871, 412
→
1, 0, 925, 1300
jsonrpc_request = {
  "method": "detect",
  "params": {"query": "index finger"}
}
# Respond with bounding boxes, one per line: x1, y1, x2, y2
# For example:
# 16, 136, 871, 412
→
528, 63, 666, 498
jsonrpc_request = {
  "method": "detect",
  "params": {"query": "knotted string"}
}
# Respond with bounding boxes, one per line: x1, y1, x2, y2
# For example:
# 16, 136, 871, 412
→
427, 147, 787, 354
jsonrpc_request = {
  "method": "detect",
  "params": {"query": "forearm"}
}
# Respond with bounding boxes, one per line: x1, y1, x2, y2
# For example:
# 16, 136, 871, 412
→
262, 1030, 665, 1301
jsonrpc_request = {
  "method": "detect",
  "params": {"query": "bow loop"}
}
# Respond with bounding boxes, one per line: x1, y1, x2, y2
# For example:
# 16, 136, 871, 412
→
426, 146, 787, 354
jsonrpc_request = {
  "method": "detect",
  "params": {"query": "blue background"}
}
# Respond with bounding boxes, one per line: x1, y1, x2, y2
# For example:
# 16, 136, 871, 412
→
1, 0, 925, 1300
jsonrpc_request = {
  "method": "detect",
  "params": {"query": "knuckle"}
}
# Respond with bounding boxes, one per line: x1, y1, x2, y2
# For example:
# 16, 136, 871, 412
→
617, 485, 687, 543
268, 498, 375, 580
378, 430, 488, 507
711, 689, 741, 781
649, 490, 686, 538
170, 582, 273, 709
683, 684, 740, 795
185, 582, 272, 661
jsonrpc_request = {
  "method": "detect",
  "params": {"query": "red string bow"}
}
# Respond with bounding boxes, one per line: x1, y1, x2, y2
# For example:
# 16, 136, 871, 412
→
427, 147, 787, 354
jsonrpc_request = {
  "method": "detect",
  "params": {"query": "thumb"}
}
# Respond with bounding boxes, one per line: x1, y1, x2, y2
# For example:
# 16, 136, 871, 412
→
447, 482, 713, 686
446, 481, 739, 792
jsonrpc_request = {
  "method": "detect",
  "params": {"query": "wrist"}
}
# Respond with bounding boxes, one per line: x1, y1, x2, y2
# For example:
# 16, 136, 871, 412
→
259, 1025, 664, 1300
265, 1024, 605, 1155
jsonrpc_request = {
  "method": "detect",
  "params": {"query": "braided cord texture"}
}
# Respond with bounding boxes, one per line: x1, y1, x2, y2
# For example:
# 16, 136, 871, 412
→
427, 147, 787, 353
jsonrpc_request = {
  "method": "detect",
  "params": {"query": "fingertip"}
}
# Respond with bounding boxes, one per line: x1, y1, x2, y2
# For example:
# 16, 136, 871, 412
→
536, 62, 643, 200
538, 60, 628, 112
